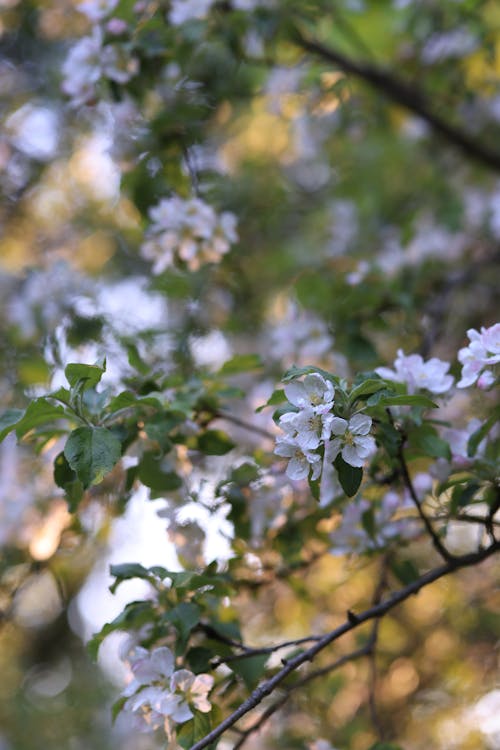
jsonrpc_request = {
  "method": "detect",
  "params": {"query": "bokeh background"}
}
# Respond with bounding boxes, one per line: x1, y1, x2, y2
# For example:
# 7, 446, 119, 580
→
0, 1, 499, 749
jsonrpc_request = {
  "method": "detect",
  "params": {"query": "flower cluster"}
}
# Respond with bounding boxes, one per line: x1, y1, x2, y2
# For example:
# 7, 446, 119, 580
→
375, 349, 454, 394
275, 373, 376, 481
120, 646, 213, 734
140, 195, 238, 273
62, 10, 137, 106
330, 481, 424, 556
457, 323, 500, 389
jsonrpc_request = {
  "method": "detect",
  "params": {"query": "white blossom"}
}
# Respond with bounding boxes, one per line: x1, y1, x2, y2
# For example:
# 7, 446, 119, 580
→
62, 28, 138, 105
141, 195, 238, 272
279, 407, 333, 450
457, 323, 500, 388
274, 436, 321, 481
330, 490, 418, 555
77, 0, 118, 21
168, 0, 214, 25
376, 349, 454, 394
267, 308, 336, 367
328, 414, 375, 468
284, 373, 335, 413
121, 646, 213, 734
421, 29, 477, 65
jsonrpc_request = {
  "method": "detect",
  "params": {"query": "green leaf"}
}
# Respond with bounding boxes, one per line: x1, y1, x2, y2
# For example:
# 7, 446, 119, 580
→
255, 388, 286, 412
0, 408, 24, 442
349, 379, 386, 403
163, 602, 201, 643
107, 391, 162, 412
137, 452, 182, 492
65, 361, 105, 391
53, 452, 84, 512
391, 559, 420, 585
467, 408, 500, 457
64, 426, 122, 488
186, 647, 213, 673
15, 398, 67, 439
109, 563, 155, 593
334, 454, 363, 497
231, 653, 268, 690
196, 429, 235, 455
377, 394, 438, 409
218, 353, 262, 375
282, 365, 339, 385
87, 601, 156, 661
111, 696, 128, 724
176, 711, 213, 749
368, 744, 404, 750
308, 472, 321, 501
408, 425, 451, 460
451, 482, 481, 512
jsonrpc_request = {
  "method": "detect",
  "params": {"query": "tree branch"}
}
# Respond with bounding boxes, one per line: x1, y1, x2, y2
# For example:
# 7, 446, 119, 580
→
386, 409, 454, 563
190, 541, 499, 750
293, 29, 500, 174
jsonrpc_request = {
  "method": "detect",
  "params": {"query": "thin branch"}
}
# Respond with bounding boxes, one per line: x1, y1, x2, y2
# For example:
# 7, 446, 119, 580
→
430, 512, 500, 527
214, 410, 275, 441
210, 634, 323, 668
387, 409, 454, 563
293, 29, 500, 175
231, 646, 371, 750
190, 541, 499, 750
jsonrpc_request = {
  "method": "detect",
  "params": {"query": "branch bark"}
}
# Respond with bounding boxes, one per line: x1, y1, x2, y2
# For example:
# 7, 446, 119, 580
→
293, 30, 500, 174
190, 540, 499, 750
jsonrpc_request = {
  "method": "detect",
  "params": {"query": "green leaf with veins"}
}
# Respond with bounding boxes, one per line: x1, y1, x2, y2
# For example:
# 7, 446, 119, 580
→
64, 426, 122, 488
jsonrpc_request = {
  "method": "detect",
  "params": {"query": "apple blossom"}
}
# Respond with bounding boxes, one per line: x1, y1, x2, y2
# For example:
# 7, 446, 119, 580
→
328, 414, 375, 468
284, 372, 335, 413
274, 436, 322, 480
120, 646, 213, 733
376, 349, 453, 394
141, 195, 238, 272
457, 323, 500, 388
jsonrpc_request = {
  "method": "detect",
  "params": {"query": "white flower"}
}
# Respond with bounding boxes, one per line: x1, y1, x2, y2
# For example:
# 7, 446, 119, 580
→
274, 436, 321, 481
77, 0, 118, 21
284, 373, 335, 413
141, 195, 238, 272
443, 419, 487, 466
170, 670, 214, 714
279, 407, 333, 451
328, 414, 375, 468
62, 28, 103, 105
120, 646, 214, 734
62, 27, 138, 105
169, 0, 214, 25
376, 349, 453, 394
457, 323, 500, 388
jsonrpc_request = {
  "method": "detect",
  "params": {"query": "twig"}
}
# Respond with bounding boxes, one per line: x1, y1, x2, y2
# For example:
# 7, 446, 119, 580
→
189, 540, 499, 750
293, 29, 500, 174
210, 634, 323, 668
231, 645, 371, 750
215, 410, 275, 441
387, 409, 454, 563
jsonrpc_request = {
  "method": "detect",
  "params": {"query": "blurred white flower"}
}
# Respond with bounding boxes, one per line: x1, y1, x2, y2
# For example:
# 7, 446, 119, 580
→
141, 195, 238, 272
457, 323, 500, 388
77, 0, 118, 21
168, 0, 214, 25
376, 349, 454, 394
121, 646, 213, 734
62, 28, 138, 105
421, 29, 477, 64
